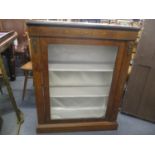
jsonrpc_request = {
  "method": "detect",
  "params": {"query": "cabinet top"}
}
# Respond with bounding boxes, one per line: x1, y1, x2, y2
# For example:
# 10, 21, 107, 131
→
27, 20, 140, 31
27, 20, 140, 41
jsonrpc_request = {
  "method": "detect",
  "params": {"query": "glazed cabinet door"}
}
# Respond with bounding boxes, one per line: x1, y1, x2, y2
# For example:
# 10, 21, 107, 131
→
48, 44, 118, 120
39, 38, 128, 123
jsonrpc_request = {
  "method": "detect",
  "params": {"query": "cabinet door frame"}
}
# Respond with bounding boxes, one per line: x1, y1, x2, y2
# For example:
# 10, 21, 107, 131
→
32, 37, 129, 124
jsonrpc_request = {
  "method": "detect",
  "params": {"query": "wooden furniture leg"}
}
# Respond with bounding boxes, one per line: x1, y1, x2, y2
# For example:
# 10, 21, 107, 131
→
5, 43, 16, 81
22, 70, 29, 101
0, 84, 3, 94
0, 54, 23, 124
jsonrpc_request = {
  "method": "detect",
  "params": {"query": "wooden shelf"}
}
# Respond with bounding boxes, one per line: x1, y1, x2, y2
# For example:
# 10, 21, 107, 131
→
48, 63, 114, 72
50, 107, 106, 119
50, 86, 110, 98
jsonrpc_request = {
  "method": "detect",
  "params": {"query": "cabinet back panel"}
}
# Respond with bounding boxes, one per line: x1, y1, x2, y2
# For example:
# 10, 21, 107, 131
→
48, 44, 117, 120
48, 44, 118, 64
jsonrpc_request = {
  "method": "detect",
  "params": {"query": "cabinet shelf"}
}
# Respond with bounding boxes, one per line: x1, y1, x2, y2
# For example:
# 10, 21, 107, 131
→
49, 71, 113, 87
51, 97, 108, 108
51, 107, 106, 119
50, 86, 110, 98
48, 63, 114, 72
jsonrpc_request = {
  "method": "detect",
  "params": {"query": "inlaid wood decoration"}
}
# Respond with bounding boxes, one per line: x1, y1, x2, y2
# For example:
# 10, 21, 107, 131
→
27, 20, 140, 133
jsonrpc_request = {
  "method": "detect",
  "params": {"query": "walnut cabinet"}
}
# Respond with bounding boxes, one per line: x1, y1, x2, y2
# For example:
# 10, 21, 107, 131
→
27, 21, 140, 133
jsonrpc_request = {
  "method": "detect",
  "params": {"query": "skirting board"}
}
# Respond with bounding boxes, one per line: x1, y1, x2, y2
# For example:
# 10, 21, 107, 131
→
37, 121, 118, 133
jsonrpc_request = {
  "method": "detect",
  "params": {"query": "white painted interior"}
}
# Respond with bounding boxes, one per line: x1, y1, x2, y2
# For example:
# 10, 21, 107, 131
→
48, 44, 118, 120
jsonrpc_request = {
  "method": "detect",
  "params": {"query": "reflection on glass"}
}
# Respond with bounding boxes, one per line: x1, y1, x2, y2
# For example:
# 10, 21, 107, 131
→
48, 44, 118, 120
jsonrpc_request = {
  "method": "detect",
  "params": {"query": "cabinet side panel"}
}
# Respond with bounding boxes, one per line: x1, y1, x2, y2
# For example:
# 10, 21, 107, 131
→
30, 37, 46, 124
39, 38, 51, 122
106, 42, 131, 121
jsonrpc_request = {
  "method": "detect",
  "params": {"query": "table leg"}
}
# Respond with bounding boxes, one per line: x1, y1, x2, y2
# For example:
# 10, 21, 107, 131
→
0, 54, 23, 124
5, 43, 16, 81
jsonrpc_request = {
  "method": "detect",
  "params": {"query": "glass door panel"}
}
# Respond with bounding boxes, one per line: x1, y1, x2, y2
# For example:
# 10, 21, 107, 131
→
48, 44, 118, 120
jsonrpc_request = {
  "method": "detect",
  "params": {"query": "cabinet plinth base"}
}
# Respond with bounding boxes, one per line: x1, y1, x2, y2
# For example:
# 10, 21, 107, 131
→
37, 121, 118, 133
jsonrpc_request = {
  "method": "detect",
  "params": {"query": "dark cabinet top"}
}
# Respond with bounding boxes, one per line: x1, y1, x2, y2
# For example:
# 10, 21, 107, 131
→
27, 20, 140, 31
